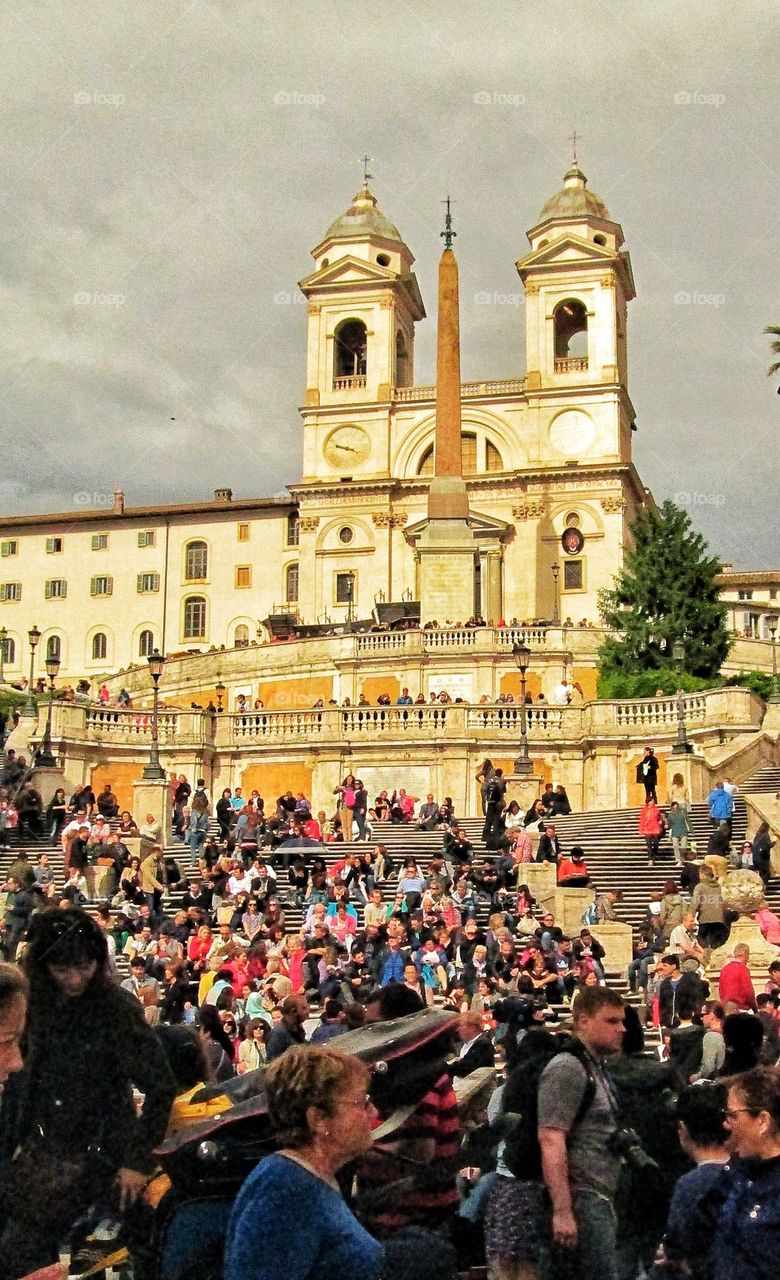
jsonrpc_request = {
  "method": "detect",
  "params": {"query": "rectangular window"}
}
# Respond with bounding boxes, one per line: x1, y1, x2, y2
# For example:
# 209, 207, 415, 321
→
235, 565, 251, 589
137, 572, 161, 594
91, 575, 113, 597
138, 530, 156, 547
45, 579, 67, 599
563, 559, 584, 592
335, 571, 356, 604
0, 540, 18, 557
91, 533, 108, 551
237, 522, 250, 542
286, 513, 300, 547
46, 537, 63, 554
0, 583, 21, 602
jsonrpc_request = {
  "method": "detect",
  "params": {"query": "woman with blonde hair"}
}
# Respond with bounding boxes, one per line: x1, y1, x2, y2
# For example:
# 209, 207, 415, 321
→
224, 1045, 382, 1280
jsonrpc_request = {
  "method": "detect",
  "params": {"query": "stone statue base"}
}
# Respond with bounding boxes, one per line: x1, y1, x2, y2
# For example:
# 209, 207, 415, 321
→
708, 916, 780, 977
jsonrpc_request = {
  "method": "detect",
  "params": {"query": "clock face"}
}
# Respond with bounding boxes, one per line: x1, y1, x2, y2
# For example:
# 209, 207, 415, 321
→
324, 426, 371, 469
561, 526, 585, 555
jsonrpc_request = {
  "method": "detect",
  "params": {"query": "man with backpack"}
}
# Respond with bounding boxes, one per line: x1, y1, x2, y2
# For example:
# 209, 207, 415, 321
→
537, 986, 627, 1280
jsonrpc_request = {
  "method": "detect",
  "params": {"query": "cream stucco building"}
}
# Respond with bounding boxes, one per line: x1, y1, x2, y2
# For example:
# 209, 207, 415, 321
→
2, 165, 649, 683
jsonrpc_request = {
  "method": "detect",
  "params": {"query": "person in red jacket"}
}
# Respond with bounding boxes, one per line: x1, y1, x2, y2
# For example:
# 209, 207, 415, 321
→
557, 846, 591, 887
718, 943, 758, 1011
639, 798, 666, 867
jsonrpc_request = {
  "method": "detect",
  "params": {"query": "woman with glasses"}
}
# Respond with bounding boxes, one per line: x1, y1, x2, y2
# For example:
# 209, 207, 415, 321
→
713, 1068, 780, 1278
0, 908, 176, 1278
224, 1044, 382, 1280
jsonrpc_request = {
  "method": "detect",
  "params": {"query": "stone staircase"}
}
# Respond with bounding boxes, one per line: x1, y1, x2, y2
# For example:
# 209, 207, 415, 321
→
3, 763, 778, 984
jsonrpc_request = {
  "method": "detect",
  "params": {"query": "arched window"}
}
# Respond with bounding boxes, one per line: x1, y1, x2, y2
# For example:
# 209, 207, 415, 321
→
554, 299, 588, 363
185, 540, 208, 581
286, 512, 300, 546
47, 635, 61, 662
334, 319, 367, 383
1, 635, 15, 664
139, 629, 154, 658
486, 440, 503, 472
418, 432, 491, 476
234, 624, 250, 648
395, 330, 410, 387
91, 632, 107, 661
285, 563, 299, 604
184, 596, 207, 640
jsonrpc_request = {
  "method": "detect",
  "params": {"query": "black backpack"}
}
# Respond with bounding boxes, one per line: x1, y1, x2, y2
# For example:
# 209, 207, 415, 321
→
501, 1033, 597, 1181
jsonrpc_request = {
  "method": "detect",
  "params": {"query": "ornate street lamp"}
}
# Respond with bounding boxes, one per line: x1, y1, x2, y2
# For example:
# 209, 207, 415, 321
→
215, 681, 226, 714
767, 617, 780, 704
37, 653, 61, 767
142, 648, 166, 780
512, 641, 533, 774
24, 625, 41, 717
551, 563, 560, 626
0, 626, 6, 685
672, 638, 693, 754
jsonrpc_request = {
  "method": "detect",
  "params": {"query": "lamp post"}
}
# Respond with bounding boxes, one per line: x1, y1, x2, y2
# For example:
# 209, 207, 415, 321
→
512, 641, 533, 774
0, 626, 6, 685
36, 653, 61, 767
671, 638, 693, 754
767, 617, 780, 703
551, 563, 560, 626
142, 649, 166, 780
24, 625, 41, 717
215, 681, 226, 714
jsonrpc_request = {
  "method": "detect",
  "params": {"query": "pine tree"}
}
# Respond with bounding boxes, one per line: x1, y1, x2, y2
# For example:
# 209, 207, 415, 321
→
598, 500, 730, 678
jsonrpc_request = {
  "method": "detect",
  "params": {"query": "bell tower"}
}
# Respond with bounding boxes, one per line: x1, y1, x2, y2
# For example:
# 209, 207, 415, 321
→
516, 163, 636, 464
298, 182, 425, 410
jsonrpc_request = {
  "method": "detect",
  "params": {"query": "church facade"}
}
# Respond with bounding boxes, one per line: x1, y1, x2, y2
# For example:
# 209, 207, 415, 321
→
0, 166, 649, 681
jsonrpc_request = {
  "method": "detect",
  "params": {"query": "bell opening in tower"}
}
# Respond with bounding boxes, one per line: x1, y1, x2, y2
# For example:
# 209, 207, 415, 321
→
334, 319, 367, 389
554, 298, 588, 370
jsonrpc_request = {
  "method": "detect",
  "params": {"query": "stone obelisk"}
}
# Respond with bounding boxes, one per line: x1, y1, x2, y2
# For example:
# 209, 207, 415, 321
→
417, 201, 475, 623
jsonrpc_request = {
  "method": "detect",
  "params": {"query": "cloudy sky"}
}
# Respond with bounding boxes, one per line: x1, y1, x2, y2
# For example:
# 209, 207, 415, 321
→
1, 0, 777, 566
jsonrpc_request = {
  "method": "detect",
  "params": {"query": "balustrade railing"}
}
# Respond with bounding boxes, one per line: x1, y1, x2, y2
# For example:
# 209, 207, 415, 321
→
613, 695, 707, 728
465, 705, 565, 734
340, 706, 449, 734
392, 377, 525, 402
232, 710, 325, 740
423, 629, 477, 649
356, 632, 409, 654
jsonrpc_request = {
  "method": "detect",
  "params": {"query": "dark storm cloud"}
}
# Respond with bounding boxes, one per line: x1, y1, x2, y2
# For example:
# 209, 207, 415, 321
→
0, 0, 777, 565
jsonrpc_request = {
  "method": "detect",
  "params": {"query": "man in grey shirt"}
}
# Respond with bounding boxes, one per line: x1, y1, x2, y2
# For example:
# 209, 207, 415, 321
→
538, 986, 627, 1280
692, 1000, 726, 1081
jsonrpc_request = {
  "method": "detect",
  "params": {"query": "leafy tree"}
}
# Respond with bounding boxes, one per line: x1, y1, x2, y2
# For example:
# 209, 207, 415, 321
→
598, 500, 730, 679
765, 324, 780, 389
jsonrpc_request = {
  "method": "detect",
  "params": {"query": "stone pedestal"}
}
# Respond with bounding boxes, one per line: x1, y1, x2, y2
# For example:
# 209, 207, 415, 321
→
591, 922, 634, 976
518, 862, 557, 903
417, 517, 476, 624
708, 916, 780, 982
669, 751, 711, 803
554, 887, 595, 935
132, 778, 172, 845
30, 765, 74, 806
504, 773, 543, 815
4, 712, 40, 761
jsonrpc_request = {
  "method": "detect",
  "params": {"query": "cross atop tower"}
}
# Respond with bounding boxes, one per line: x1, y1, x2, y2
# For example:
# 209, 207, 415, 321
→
568, 129, 581, 164
441, 195, 456, 249
360, 154, 373, 185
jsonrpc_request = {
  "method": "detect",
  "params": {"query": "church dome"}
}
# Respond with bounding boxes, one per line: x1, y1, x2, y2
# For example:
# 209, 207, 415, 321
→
537, 165, 611, 222
322, 184, 404, 244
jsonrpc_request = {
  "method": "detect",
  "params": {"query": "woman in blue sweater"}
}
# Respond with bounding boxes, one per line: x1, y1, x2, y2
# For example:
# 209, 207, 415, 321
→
224, 1045, 383, 1280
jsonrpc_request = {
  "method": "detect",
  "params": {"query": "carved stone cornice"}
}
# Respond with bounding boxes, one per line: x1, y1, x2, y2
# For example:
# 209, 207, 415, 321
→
512, 501, 546, 520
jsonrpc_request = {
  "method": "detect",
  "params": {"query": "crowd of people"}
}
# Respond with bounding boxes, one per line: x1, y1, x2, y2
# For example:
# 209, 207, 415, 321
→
0, 750, 779, 1279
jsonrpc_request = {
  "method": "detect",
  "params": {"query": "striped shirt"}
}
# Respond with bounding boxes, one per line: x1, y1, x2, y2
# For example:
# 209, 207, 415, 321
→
358, 1071, 460, 1236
